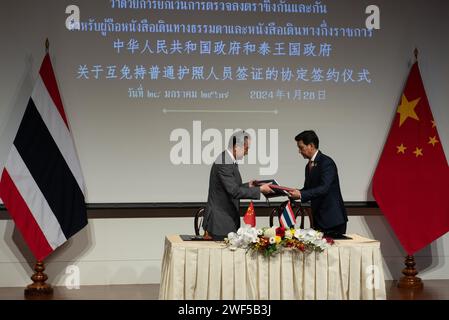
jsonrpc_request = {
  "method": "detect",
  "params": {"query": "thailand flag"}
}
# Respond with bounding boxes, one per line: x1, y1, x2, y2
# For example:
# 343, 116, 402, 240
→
0, 53, 87, 261
280, 201, 296, 228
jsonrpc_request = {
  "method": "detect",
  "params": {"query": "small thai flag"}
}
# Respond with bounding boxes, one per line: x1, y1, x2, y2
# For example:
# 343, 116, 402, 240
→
280, 201, 296, 228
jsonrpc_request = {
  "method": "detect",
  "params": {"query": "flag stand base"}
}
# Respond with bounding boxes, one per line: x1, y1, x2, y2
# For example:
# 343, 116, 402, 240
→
24, 261, 54, 299
398, 255, 423, 289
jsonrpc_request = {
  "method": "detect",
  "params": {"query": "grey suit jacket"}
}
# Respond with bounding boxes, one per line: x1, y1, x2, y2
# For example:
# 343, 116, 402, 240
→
202, 151, 260, 236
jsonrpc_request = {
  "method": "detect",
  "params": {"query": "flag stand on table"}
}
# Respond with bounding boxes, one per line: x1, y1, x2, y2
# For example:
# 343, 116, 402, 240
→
280, 200, 296, 229
243, 201, 256, 227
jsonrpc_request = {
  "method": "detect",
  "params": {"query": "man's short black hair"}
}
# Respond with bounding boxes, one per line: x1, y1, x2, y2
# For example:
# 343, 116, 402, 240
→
295, 130, 319, 149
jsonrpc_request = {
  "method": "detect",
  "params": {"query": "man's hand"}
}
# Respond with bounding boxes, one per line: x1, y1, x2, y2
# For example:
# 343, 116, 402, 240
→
249, 180, 256, 188
260, 183, 274, 195
203, 231, 213, 240
288, 189, 301, 200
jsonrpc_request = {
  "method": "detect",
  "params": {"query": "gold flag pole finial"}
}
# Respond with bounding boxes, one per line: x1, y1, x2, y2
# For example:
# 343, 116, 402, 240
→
414, 48, 419, 62
45, 38, 50, 54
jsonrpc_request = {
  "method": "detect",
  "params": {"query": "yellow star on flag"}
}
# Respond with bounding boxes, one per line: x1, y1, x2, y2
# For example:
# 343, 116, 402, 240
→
396, 144, 407, 154
413, 147, 423, 157
397, 94, 420, 127
428, 136, 439, 147
431, 120, 436, 128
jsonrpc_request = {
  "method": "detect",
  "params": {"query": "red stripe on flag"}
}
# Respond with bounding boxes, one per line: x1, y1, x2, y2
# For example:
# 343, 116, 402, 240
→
0, 169, 53, 260
39, 54, 69, 129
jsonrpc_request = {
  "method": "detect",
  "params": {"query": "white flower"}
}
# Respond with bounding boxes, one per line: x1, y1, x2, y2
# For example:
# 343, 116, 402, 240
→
227, 232, 238, 239
263, 227, 276, 238
302, 228, 321, 242
311, 238, 324, 246
294, 228, 325, 243
242, 227, 258, 244
294, 228, 308, 240
226, 232, 242, 250
227, 225, 332, 254
314, 238, 329, 250
315, 230, 324, 239
229, 226, 259, 248
236, 227, 246, 236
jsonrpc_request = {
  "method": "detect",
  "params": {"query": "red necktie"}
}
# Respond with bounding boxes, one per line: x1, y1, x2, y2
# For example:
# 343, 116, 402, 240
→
308, 160, 314, 173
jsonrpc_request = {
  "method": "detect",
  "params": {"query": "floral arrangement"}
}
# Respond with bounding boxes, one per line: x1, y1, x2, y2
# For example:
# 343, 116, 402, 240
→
226, 225, 334, 257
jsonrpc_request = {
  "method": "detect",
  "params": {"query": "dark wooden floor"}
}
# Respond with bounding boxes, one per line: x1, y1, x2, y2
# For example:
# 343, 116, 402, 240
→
0, 280, 448, 300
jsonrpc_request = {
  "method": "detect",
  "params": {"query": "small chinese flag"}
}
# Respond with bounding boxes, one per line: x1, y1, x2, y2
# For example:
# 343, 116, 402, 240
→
243, 201, 256, 227
372, 62, 449, 254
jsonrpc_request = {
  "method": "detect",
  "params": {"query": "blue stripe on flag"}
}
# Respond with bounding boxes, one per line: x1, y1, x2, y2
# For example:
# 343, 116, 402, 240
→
281, 202, 296, 228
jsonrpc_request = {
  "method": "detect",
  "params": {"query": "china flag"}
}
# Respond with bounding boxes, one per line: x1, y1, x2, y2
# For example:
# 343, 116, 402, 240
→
243, 201, 256, 227
372, 62, 449, 254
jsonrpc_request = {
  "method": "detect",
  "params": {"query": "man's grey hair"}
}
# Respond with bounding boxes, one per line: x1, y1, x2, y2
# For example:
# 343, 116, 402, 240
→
228, 130, 250, 149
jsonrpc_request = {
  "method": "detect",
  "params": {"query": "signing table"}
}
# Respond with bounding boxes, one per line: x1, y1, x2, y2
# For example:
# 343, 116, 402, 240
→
159, 234, 386, 300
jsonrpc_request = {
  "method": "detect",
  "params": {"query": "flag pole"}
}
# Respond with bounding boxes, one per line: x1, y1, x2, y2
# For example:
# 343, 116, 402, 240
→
397, 48, 423, 290
24, 38, 54, 299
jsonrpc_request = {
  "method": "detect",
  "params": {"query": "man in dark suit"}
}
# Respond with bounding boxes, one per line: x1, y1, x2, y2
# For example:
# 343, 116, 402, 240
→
288, 130, 348, 237
202, 131, 273, 240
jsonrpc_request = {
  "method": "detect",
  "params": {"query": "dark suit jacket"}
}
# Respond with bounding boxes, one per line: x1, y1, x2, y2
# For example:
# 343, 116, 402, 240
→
300, 151, 348, 230
202, 151, 260, 236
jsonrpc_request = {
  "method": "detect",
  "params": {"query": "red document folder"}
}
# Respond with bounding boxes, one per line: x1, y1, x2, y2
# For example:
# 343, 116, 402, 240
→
254, 179, 296, 198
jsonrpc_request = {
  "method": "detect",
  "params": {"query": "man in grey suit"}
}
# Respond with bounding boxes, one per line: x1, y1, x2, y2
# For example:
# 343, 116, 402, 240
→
202, 131, 273, 240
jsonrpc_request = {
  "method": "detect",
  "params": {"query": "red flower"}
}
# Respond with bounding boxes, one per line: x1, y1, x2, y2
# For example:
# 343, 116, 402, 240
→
295, 242, 305, 252
285, 240, 294, 248
324, 237, 335, 245
276, 227, 286, 237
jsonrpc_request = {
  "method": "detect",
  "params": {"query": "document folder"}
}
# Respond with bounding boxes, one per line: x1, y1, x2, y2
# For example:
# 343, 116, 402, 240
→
254, 179, 296, 198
